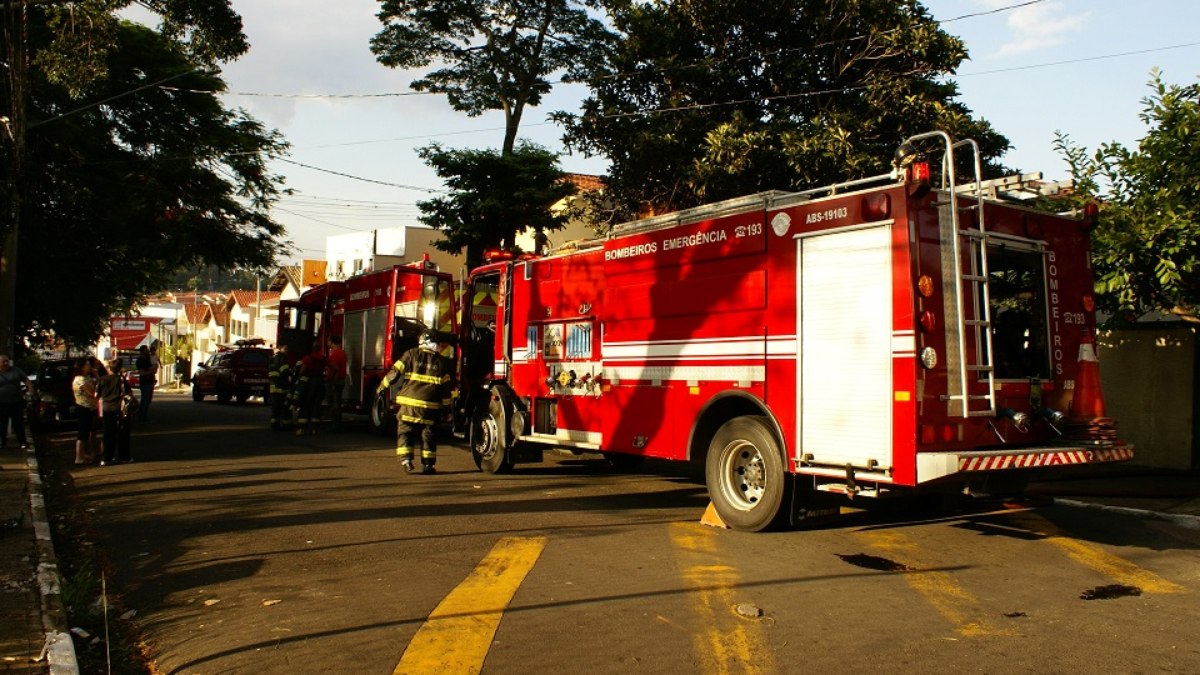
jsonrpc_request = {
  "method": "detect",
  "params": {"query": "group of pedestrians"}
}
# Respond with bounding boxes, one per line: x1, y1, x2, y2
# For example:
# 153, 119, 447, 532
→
267, 331, 452, 477
71, 355, 142, 466
268, 335, 348, 436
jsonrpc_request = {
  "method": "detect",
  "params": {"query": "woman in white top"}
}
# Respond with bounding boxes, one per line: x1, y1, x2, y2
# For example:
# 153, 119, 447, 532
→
72, 358, 99, 464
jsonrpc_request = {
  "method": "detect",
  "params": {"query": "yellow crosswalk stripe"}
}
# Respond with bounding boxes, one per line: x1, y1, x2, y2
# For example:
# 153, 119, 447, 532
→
670, 523, 777, 675
857, 531, 1015, 637
394, 536, 547, 675
1005, 511, 1186, 594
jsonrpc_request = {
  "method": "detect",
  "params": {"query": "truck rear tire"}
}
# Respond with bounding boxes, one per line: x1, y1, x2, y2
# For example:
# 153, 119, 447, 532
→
192, 386, 204, 402
705, 415, 791, 532
472, 395, 513, 474
370, 391, 395, 436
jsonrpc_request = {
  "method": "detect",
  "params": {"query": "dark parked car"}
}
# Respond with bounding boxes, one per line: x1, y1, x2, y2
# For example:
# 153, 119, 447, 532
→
191, 341, 271, 403
30, 358, 79, 429
114, 350, 142, 388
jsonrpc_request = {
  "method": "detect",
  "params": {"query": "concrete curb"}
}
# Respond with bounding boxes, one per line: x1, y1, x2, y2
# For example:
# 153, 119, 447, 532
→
1053, 497, 1200, 531
25, 445, 80, 675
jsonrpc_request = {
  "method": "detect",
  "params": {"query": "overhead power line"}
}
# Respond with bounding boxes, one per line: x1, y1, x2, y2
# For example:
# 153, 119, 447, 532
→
30, 67, 202, 129
273, 206, 375, 232
285, 191, 419, 206
160, 85, 439, 99
942, 0, 1045, 22
278, 158, 442, 193
957, 41, 1200, 77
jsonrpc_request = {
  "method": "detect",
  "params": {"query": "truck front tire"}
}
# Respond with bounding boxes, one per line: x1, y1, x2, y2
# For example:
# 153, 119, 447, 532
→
472, 395, 513, 474
705, 415, 791, 532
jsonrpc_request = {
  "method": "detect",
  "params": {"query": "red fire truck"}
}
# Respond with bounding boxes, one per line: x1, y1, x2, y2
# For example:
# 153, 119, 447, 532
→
454, 131, 1132, 531
277, 259, 457, 433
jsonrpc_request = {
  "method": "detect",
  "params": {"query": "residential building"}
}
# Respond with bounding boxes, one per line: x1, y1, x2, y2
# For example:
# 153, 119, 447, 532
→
514, 173, 607, 254
325, 226, 466, 282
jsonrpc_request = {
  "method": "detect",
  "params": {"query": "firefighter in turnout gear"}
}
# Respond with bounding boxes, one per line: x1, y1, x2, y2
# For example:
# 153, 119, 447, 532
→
268, 344, 291, 431
292, 345, 327, 436
376, 331, 453, 474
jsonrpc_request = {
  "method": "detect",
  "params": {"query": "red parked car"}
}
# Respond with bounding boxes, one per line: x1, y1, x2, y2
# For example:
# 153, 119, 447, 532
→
191, 340, 271, 403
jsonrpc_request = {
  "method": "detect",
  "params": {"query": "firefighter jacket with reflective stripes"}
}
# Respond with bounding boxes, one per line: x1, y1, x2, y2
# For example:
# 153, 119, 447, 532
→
377, 345, 453, 425
268, 352, 291, 394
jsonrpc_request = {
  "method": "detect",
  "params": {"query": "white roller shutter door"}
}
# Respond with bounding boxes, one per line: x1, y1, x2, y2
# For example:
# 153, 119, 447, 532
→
799, 224, 893, 469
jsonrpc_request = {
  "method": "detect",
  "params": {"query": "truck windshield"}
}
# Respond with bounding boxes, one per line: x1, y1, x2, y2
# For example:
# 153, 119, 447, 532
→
985, 244, 1051, 380
394, 275, 456, 334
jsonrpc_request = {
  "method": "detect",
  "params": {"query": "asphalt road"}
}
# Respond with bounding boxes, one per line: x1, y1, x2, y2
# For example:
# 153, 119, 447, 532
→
59, 392, 1200, 674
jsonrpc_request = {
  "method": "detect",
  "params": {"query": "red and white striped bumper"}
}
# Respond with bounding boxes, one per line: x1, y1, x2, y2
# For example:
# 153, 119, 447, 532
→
917, 444, 1134, 483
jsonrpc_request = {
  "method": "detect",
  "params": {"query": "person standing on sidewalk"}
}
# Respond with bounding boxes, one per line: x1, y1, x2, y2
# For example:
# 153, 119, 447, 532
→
0, 355, 31, 450
135, 345, 157, 422
376, 331, 453, 475
71, 358, 99, 465
96, 358, 126, 466
324, 335, 348, 432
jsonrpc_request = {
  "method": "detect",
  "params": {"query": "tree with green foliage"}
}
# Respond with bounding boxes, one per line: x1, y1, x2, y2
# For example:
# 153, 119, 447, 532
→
370, 0, 613, 155
1053, 71, 1200, 324
417, 143, 577, 269
555, 0, 1009, 221
370, 0, 606, 266
31, 0, 248, 97
3, 10, 288, 348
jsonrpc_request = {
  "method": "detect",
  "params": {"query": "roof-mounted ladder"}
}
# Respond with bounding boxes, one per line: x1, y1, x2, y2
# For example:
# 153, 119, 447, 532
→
903, 131, 996, 418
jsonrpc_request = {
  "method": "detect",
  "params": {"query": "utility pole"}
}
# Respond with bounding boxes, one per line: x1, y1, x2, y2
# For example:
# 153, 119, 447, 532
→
0, 0, 27, 356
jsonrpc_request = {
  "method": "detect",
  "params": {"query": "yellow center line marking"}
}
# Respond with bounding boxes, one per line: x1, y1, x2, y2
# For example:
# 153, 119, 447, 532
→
670, 522, 777, 675
1005, 511, 1186, 594
858, 531, 1014, 637
394, 536, 547, 675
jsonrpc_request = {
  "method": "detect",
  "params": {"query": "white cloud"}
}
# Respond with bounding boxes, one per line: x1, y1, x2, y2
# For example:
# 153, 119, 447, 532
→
989, 1, 1090, 58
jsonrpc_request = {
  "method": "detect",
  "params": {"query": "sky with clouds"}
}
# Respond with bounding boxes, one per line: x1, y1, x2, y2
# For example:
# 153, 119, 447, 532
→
129, 0, 1200, 263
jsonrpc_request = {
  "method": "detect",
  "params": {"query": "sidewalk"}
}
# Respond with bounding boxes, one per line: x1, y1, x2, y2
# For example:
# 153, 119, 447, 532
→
0, 445, 48, 674
1027, 466, 1200, 528
1, 435, 77, 675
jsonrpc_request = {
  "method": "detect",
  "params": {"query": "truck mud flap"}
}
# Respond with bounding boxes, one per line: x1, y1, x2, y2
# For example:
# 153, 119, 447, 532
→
788, 475, 841, 528
510, 444, 543, 465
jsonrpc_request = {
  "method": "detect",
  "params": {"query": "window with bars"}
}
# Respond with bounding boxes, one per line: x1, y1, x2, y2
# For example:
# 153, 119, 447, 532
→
565, 322, 593, 359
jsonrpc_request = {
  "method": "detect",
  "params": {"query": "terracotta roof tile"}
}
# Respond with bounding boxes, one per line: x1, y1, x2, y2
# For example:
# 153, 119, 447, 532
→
229, 290, 282, 309
563, 173, 605, 193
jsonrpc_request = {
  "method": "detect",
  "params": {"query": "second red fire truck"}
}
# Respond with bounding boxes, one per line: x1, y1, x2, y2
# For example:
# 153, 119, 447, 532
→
452, 130, 1132, 531
277, 259, 457, 433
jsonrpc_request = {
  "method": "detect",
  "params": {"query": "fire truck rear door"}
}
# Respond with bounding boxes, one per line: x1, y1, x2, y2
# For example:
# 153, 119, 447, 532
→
798, 223, 894, 470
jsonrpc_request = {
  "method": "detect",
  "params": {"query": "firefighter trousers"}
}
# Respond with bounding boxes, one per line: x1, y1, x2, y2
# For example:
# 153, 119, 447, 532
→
295, 378, 325, 432
396, 421, 436, 467
270, 392, 290, 430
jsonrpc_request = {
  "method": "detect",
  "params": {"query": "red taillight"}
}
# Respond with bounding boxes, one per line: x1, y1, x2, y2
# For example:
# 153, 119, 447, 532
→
908, 161, 931, 184
919, 310, 937, 332
862, 193, 891, 221
1082, 201, 1099, 230
1082, 295, 1095, 312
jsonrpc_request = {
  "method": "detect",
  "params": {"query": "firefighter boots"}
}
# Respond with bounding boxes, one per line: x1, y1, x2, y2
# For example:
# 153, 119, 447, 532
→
421, 464, 436, 475
401, 459, 414, 474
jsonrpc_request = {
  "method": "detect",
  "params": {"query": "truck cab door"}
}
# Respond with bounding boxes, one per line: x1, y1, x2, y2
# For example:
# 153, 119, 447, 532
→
462, 270, 507, 384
